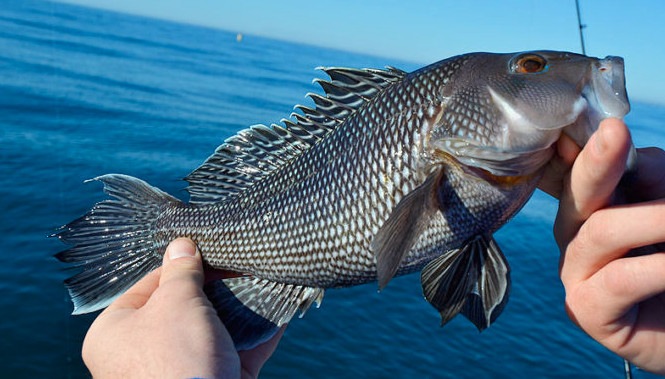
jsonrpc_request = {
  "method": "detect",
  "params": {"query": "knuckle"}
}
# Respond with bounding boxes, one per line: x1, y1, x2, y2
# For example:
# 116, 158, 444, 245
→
563, 283, 601, 331
599, 260, 634, 298
81, 324, 101, 368
167, 256, 203, 274
578, 210, 612, 250
81, 338, 92, 364
563, 289, 585, 327
160, 261, 204, 288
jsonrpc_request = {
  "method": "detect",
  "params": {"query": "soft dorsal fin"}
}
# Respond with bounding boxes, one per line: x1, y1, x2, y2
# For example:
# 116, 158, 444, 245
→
185, 66, 407, 204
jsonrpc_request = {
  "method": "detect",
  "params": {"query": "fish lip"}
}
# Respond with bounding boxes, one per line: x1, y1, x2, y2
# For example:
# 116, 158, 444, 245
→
595, 56, 635, 172
563, 56, 636, 171
564, 56, 631, 146
587, 56, 630, 119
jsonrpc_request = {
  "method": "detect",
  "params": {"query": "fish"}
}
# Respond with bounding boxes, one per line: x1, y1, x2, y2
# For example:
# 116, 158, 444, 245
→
55, 51, 630, 350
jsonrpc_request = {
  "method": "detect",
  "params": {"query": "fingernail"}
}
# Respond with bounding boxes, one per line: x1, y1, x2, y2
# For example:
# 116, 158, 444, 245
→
167, 239, 197, 260
593, 124, 606, 155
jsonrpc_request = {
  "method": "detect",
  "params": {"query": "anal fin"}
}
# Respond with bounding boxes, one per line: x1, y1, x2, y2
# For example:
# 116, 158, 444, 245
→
421, 235, 511, 331
204, 277, 324, 350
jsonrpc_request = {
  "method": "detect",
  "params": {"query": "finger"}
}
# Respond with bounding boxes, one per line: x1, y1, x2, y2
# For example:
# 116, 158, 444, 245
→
572, 252, 665, 329
238, 325, 286, 378
633, 147, 665, 200
538, 132, 581, 199
554, 118, 632, 250
104, 239, 204, 312
560, 199, 665, 285
105, 267, 162, 312
159, 238, 204, 288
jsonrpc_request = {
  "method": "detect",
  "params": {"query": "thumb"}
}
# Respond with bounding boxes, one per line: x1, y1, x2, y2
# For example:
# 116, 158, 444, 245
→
159, 238, 204, 288
554, 118, 631, 249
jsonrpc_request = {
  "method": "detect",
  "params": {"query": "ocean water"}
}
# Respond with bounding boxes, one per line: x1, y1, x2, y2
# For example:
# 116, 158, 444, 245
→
1, 1, 663, 378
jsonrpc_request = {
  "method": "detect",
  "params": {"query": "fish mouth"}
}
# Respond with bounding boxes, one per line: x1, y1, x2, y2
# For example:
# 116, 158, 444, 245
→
590, 56, 630, 118
563, 56, 635, 169
564, 56, 630, 145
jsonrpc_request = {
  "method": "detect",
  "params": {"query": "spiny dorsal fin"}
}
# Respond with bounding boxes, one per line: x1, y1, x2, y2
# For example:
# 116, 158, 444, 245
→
185, 66, 407, 204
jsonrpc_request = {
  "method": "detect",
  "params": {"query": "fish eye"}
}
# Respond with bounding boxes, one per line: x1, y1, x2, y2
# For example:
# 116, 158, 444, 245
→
512, 54, 548, 74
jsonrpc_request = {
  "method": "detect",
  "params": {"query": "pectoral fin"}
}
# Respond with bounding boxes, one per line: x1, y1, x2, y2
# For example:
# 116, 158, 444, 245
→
371, 171, 440, 290
421, 234, 511, 330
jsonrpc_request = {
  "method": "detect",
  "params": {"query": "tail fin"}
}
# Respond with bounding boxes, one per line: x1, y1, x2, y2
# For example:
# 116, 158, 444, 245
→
54, 174, 180, 314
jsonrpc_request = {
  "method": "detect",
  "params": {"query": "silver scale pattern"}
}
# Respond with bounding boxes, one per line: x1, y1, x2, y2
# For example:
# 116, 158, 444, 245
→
154, 54, 534, 289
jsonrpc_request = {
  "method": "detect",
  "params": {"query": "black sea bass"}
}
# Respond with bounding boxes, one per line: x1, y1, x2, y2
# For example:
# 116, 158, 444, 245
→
56, 51, 630, 349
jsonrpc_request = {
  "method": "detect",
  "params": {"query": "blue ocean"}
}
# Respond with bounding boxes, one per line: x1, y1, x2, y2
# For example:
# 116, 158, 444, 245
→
2, 1, 664, 377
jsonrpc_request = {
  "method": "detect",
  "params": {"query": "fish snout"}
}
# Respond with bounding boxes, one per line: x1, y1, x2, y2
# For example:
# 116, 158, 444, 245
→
592, 56, 630, 118
594, 57, 635, 173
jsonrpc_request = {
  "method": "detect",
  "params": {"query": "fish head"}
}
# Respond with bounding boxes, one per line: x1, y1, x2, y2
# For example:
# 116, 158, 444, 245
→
429, 51, 631, 176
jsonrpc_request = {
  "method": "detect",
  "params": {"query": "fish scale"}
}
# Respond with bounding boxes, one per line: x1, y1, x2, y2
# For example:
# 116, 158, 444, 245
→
156, 61, 459, 286
56, 51, 630, 350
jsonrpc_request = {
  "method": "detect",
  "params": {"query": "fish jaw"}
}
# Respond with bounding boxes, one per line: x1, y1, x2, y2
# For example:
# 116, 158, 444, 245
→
563, 56, 635, 169
591, 56, 630, 119
564, 56, 630, 147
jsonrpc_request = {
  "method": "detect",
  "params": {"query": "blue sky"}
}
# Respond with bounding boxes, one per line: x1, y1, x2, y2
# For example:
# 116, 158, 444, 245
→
56, 0, 664, 104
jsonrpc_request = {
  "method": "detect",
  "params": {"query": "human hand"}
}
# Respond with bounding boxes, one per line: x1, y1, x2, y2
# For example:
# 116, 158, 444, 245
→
539, 118, 665, 374
81, 238, 283, 378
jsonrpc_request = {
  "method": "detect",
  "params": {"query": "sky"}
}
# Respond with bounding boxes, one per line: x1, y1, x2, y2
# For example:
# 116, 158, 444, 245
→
55, 0, 664, 105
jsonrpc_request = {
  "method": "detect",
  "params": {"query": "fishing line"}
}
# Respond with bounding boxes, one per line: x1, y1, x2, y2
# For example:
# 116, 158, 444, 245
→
575, 2, 631, 378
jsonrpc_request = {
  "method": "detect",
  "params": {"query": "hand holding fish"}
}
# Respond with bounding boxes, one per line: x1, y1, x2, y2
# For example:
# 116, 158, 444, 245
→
80, 238, 282, 378
58, 51, 650, 366
546, 118, 665, 375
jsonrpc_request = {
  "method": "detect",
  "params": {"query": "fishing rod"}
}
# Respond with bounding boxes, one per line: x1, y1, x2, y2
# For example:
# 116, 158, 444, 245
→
574, 2, 631, 378
574, 0, 586, 55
